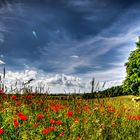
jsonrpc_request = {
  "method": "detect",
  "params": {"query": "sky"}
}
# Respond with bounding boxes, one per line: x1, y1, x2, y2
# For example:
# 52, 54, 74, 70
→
0, 0, 140, 93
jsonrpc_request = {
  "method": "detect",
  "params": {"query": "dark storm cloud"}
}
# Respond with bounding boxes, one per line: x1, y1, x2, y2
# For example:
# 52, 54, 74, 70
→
0, 0, 140, 75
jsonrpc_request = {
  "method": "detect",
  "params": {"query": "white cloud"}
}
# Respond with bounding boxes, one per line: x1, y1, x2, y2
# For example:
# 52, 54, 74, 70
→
1, 70, 86, 94
0, 68, 126, 94
77, 65, 126, 91
0, 60, 5, 64
70, 55, 79, 58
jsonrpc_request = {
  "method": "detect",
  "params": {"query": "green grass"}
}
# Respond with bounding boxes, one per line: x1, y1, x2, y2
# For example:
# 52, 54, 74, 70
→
0, 93, 140, 140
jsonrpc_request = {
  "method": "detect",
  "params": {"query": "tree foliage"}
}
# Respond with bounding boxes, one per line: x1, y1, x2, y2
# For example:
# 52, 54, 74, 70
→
123, 37, 140, 95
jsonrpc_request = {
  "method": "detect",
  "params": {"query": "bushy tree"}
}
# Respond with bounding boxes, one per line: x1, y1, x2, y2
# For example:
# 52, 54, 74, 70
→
123, 37, 140, 95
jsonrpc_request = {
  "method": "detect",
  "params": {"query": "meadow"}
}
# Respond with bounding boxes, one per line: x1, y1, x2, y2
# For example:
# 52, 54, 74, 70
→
0, 90, 140, 140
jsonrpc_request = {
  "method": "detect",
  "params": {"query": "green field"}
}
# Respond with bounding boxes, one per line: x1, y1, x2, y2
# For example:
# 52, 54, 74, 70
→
0, 93, 140, 140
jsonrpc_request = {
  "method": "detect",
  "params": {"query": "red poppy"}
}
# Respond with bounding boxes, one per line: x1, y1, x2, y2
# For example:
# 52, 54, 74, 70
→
53, 107, 59, 112
19, 115, 28, 121
33, 123, 39, 127
74, 118, 79, 122
27, 95, 32, 100
37, 114, 44, 119
107, 105, 112, 108
59, 131, 64, 136
50, 126, 56, 131
17, 112, 28, 121
17, 112, 24, 117
137, 116, 140, 120
55, 120, 61, 125
16, 101, 21, 106
13, 119, 19, 127
42, 128, 50, 134
126, 115, 140, 121
50, 119, 55, 124
66, 111, 73, 117
77, 137, 81, 140
11, 95, 17, 100
108, 108, 116, 113
0, 128, 4, 134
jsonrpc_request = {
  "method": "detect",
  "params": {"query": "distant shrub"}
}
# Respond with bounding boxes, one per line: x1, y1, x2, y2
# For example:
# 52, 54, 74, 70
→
82, 85, 126, 99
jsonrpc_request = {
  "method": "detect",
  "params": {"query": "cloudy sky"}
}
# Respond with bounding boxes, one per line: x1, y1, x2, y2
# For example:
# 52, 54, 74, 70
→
0, 0, 140, 93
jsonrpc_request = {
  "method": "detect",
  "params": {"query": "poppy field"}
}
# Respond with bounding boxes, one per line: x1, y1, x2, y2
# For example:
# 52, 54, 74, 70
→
0, 90, 140, 140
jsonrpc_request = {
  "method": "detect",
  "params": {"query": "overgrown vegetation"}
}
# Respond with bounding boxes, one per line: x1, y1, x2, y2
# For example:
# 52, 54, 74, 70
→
82, 85, 125, 99
0, 91, 140, 140
123, 37, 140, 95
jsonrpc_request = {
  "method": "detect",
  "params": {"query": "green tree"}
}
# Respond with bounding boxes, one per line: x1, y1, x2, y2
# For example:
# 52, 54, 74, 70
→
123, 37, 140, 95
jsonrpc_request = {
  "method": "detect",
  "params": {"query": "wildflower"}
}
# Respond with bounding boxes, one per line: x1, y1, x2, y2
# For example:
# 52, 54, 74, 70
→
0, 107, 5, 111
13, 119, 19, 127
125, 115, 132, 119
108, 108, 116, 113
17, 112, 24, 117
19, 115, 28, 121
66, 111, 73, 117
0, 128, 4, 134
125, 115, 140, 121
59, 131, 64, 136
42, 128, 50, 135
16, 101, 21, 106
37, 114, 44, 119
136, 116, 140, 121
33, 123, 39, 127
11, 95, 17, 100
27, 95, 32, 100
74, 118, 79, 122
50, 126, 56, 131
53, 107, 59, 112
111, 123, 116, 127
77, 137, 81, 140
55, 120, 61, 125
107, 105, 112, 108
17, 112, 28, 121
50, 119, 55, 124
